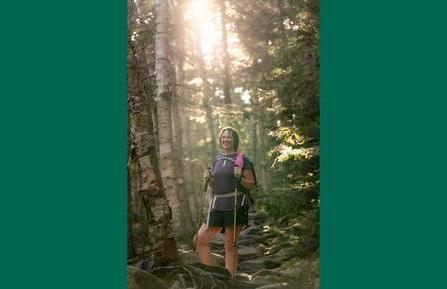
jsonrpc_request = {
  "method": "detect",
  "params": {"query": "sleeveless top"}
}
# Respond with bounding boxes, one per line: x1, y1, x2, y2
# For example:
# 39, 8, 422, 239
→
209, 153, 253, 211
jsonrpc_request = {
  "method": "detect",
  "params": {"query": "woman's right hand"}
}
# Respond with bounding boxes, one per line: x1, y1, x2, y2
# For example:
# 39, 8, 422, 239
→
203, 167, 213, 182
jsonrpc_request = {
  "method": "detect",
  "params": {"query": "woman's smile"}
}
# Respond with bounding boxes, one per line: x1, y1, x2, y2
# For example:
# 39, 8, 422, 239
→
220, 131, 234, 152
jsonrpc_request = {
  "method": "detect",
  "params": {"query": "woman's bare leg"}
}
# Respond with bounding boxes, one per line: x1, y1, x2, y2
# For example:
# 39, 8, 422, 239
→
224, 225, 242, 277
196, 224, 222, 265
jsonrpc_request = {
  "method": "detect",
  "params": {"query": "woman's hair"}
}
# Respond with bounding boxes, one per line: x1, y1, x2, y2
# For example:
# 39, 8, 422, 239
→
218, 126, 240, 152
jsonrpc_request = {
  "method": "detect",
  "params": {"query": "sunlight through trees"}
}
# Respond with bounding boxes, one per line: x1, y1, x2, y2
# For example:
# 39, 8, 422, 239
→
128, 0, 320, 268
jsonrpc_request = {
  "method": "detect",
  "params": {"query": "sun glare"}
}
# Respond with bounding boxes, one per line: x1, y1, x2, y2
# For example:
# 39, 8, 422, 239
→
184, 0, 220, 64
183, 0, 250, 68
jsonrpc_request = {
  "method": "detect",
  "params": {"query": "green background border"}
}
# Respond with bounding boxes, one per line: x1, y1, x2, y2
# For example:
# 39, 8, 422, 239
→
1, 0, 446, 288
0, 1, 127, 288
321, 1, 447, 288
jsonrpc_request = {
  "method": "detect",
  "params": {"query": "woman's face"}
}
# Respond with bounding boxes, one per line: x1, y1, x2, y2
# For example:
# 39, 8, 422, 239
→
220, 130, 234, 152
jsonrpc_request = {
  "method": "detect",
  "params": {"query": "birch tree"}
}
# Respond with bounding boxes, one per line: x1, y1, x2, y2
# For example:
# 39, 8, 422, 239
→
155, 0, 186, 235
128, 0, 178, 265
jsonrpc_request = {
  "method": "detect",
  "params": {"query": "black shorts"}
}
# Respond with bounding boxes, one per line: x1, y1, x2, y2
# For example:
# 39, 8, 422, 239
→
205, 206, 249, 232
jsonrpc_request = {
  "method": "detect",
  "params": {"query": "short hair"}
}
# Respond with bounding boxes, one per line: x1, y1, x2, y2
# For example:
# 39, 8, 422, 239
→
219, 127, 240, 152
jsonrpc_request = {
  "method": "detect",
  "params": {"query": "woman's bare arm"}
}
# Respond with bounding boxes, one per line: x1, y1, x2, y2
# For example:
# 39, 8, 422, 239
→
240, 169, 256, 190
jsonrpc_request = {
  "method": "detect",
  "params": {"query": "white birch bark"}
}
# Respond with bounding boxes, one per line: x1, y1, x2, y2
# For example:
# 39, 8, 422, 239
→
155, 0, 183, 235
128, 0, 178, 264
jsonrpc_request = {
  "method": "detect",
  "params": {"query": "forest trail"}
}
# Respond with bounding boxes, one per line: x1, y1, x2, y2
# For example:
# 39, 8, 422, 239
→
128, 0, 320, 286
128, 211, 319, 289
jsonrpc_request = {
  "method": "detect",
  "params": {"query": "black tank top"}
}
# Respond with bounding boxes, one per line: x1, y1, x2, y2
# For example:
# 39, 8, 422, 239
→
210, 153, 253, 211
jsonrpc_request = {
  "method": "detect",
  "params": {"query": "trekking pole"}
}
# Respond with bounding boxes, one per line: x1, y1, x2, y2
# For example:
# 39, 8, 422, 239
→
193, 177, 209, 252
232, 184, 239, 279
232, 169, 242, 279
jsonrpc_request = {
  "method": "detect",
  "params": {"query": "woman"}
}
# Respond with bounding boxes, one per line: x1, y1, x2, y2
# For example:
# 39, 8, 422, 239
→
196, 127, 256, 278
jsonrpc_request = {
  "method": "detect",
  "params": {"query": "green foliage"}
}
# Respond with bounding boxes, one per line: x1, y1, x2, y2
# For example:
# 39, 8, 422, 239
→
128, 0, 320, 258
281, 208, 320, 259
229, 0, 320, 257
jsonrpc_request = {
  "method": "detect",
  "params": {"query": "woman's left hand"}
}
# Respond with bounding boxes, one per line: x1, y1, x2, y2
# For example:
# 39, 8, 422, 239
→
240, 169, 256, 190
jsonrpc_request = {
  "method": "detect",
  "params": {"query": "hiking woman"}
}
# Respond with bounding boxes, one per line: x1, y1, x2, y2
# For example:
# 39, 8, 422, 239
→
196, 127, 256, 278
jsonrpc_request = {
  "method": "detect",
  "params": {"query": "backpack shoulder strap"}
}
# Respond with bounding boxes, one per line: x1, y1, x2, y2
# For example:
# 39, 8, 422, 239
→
235, 152, 244, 168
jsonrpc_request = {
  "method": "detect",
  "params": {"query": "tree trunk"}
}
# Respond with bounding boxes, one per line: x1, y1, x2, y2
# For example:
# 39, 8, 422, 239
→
128, 0, 178, 264
219, 0, 232, 104
251, 90, 269, 191
172, 0, 194, 234
250, 92, 259, 167
194, 33, 218, 155
155, 0, 185, 235
127, 0, 139, 260
128, 121, 137, 259
128, 33, 178, 265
